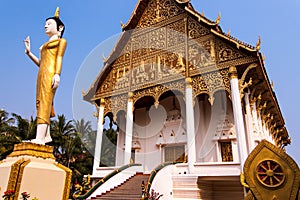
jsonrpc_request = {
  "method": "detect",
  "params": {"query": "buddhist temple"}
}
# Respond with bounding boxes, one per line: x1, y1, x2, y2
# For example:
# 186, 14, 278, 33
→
82, 0, 297, 199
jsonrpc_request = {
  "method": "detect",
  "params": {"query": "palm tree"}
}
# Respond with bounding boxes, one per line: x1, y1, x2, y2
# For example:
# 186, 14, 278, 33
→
11, 113, 36, 141
100, 128, 118, 167
51, 115, 93, 181
50, 114, 75, 162
0, 109, 15, 133
73, 119, 96, 155
0, 110, 18, 160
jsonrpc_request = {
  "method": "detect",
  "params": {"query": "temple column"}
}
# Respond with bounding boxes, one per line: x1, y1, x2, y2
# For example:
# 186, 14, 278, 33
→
244, 91, 255, 152
185, 78, 196, 172
229, 66, 248, 168
93, 98, 105, 175
124, 92, 134, 164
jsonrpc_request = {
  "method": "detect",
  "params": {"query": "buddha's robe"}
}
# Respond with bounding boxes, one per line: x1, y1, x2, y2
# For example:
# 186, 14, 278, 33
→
36, 38, 67, 124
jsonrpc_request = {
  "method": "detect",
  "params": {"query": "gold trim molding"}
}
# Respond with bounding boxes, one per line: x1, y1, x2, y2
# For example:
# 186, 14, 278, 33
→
6, 158, 31, 200
54, 163, 72, 200
8, 143, 55, 160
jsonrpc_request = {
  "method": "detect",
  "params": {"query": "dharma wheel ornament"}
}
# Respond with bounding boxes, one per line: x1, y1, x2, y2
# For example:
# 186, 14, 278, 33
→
256, 160, 285, 188
242, 140, 300, 200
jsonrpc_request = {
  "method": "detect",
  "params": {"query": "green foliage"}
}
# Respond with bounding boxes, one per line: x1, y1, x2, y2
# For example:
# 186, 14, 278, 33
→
100, 128, 118, 167
0, 109, 95, 190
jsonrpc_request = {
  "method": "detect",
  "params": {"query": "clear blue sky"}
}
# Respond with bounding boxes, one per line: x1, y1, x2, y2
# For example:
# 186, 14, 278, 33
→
0, 0, 299, 164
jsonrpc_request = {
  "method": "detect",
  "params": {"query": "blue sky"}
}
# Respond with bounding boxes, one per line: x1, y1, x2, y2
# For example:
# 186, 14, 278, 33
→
0, 0, 299, 164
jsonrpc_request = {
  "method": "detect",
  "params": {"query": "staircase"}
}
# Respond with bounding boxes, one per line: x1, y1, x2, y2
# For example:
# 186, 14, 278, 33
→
91, 173, 149, 200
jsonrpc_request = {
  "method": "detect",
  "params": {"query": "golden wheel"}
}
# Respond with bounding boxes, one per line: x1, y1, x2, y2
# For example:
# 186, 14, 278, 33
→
256, 160, 285, 188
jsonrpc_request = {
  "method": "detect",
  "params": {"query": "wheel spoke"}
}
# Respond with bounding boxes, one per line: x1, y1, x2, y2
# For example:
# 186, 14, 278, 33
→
273, 176, 281, 183
260, 164, 268, 171
262, 176, 268, 182
270, 177, 273, 185
267, 161, 271, 170
274, 172, 284, 175
273, 164, 279, 171
257, 172, 267, 175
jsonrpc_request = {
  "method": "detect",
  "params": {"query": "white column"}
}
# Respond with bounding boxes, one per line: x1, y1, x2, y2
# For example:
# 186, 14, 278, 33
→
244, 91, 255, 152
229, 66, 248, 168
185, 78, 196, 173
93, 98, 105, 175
124, 92, 134, 164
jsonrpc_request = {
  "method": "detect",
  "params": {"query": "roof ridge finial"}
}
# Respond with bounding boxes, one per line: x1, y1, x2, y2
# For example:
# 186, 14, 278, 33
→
256, 36, 261, 51
215, 12, 221, 25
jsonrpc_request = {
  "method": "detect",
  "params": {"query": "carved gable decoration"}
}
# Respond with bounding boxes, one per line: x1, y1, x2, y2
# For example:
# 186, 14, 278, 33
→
93, 0, 252, 99
216, 39, 246, 63
137, 0, 184, 28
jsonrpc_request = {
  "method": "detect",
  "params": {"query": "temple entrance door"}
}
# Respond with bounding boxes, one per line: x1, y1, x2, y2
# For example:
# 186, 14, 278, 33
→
164, 145, 185, 163
131, 149, 135, 163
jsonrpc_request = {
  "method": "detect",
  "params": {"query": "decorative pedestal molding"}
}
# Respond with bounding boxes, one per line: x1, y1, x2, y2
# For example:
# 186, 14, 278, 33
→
0, 143, 72, 200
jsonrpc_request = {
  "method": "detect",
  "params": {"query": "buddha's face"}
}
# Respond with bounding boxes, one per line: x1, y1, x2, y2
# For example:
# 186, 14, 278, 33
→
44, 19, 58, 37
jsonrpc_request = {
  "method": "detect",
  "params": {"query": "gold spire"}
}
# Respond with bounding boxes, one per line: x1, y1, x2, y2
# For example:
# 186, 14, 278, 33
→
120, 21, 125, 29
227, 29, 231, 36
215, 12, 221, 25
256, 36, 261, 51
54, 7, 60, 18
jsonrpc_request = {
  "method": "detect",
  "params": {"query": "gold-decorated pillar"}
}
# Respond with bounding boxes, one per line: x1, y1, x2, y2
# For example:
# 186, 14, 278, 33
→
93, 98, 105, 175
124, 92, 134, 164
185, 77, 196, 172
229, 66, 248, 168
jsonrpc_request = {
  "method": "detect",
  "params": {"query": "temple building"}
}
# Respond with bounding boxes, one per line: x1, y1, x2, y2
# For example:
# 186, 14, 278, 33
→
83, 0, 291, 199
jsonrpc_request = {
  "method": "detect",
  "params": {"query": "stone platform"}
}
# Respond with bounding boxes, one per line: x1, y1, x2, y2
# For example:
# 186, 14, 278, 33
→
0, 142, 72, 200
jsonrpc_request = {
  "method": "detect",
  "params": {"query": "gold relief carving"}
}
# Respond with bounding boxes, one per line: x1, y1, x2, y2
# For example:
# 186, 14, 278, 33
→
54, 163, 72, 200
104, 95, 127, 117
188, 17, 210, 39
188, 40, 215, 71
132, 59, 156, 86
167, 20, 186, 47
124, 41, 132, 62
104, 97, 112, 117
149, 27, 166, 51
132, 33, 148, 58
132, 80, 185, 104
192, 69, 231, 104
8, 143, 55, 159
115, 66, 130, 90
163, 49, 186, 74
137, 0, 184, 28
217, 40, 244, 63
99, 73, 114, 95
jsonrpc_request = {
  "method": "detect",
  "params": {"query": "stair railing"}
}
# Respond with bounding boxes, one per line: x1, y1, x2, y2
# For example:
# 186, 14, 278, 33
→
144, 161, 181, 200
75, 163, 142, 200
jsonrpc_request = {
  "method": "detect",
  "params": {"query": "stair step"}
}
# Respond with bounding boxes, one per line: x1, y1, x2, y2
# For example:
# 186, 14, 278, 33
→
93, 173, 149, 200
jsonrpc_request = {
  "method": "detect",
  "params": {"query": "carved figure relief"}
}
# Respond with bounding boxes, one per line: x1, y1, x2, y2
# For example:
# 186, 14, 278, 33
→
217, 40, 244, 63
189, 42, 215, 71
137, 0, 184, 28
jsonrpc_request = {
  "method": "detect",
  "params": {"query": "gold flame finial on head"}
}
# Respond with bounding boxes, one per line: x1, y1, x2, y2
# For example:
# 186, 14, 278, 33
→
54, 7, 60, 18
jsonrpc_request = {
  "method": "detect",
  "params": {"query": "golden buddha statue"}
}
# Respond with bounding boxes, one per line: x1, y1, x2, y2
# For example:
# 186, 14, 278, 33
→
24, 8, 67, 144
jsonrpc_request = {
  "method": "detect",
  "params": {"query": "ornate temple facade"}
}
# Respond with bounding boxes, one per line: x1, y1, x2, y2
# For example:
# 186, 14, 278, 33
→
83, 0, 290, 199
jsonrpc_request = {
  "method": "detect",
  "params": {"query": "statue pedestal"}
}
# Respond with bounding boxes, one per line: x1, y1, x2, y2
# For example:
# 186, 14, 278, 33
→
0, 143, 72, 200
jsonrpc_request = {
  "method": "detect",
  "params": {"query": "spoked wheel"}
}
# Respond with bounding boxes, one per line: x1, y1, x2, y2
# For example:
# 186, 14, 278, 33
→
256, 160, 285, 188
